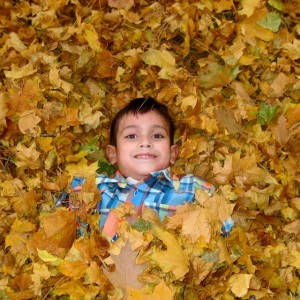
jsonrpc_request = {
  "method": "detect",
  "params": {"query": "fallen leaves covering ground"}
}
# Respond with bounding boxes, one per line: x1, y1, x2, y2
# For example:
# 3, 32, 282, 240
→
0, 0, 300, 299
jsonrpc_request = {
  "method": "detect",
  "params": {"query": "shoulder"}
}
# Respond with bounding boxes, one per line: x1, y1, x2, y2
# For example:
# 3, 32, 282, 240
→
174, 174, 216, 195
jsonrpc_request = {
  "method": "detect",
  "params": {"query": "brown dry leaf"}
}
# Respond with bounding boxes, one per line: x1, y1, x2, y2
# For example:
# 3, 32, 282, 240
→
270, 115, 291, 146
283, 219, 300, 235
285, 103, 300, 127
270, 72, 296, 97
108, 0, 134, 10
103, 241, 147, 291
198, 63, 232, 89
28, 208, 76, 256
10, 190, 39, 217
283, 38, 300, 60
214, 107, 244, 135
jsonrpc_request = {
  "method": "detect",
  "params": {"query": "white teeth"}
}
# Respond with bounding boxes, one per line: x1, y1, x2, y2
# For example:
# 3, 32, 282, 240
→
136, 154, 155, 158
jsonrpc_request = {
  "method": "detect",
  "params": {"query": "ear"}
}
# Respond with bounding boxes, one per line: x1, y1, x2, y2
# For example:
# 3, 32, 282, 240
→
170, 144, 179, 165
106, 145, 117, 165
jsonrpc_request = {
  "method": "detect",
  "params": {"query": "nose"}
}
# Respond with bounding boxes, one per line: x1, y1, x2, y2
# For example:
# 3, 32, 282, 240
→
140, 143, 151, 148
139, 137, 152, 148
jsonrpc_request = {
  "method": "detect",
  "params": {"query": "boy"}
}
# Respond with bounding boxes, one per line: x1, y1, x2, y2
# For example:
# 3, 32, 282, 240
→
68, 97, 234, 240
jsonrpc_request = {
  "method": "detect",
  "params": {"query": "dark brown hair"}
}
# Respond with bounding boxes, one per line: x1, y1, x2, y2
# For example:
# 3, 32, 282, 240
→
109, 97, 175, 146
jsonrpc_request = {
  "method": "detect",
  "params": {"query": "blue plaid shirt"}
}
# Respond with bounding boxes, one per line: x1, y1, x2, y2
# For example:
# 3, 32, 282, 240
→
69, 168, 234, 239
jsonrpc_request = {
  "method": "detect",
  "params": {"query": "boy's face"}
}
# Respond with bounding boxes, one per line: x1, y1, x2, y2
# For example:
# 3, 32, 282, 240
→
106, 111, 179, 180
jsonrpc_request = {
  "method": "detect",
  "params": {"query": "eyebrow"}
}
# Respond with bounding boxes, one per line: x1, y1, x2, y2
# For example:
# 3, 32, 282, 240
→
120, 124, 168, 133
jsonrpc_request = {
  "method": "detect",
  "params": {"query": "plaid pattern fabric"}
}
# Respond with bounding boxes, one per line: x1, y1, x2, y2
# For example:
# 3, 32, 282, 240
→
70, 168, 234, 239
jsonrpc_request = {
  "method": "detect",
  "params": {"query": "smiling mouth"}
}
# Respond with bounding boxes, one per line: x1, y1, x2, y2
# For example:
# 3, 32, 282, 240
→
134, 154, 156, 159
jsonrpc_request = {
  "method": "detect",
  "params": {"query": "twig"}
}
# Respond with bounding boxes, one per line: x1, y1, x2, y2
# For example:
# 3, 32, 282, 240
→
42, 276, 65, 300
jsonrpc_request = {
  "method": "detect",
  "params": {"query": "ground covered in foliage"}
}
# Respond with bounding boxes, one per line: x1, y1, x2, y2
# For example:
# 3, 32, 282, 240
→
0, 0, 300, 299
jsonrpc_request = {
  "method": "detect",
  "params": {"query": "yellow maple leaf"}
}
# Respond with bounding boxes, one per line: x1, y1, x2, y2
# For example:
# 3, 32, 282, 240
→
204, 193, 235, 223
182, 208, 212, 243
200, 114, 219, 133
0, 93, 8, 128
0, 181, 16, 197
15, 142, 41, 170
180, 14, 191, 57
229, 273, 253, 297
240, 8, 275, 42
151, 225, 189, 279
128, 279, 175, 300
212, 154, 233, 185
66, 158, 99, 178
49, 64, 73, 93
36, 136, 54, 153
238, 0, 261, 17
85, 261, 108, 285
66, 150, 88, 163
38, 249, 63, 266
30, 262, 51, 295
54, 280, 100, 300
59, 260, 88, 280
5, 218, 36, 255
4, 62, 37, 79
142, 49, 177, 79
82, 23, 101, 52
6, 32, 27, 52
180, 95, 198, 111
290, 250, 300, 269
79, 102, 104, 129
5, 232, 28, 255
213, 0, 233, 12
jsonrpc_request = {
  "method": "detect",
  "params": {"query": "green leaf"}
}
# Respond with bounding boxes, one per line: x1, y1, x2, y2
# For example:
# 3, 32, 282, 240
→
257, 12, 281, 32
257, 103, 279, 125
231, 65, 241, 80
79, 136, 99, 153
97, 160, 115, 176
0, 291, 9, 300
201, 251, 219, 263
131, 218, 153, 232
268, 0, 283, 11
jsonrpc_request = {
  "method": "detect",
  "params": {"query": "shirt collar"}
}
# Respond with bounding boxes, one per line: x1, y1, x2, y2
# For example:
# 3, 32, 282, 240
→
100, 168, 174, 188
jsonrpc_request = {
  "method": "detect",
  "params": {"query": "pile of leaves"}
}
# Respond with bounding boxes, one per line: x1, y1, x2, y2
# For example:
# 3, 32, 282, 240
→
0, 0, 299, 299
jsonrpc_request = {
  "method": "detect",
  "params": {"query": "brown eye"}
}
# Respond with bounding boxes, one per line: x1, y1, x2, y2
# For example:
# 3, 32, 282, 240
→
153, 134, 164, 139
125, 134, 137, 139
